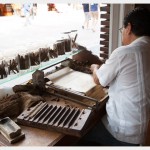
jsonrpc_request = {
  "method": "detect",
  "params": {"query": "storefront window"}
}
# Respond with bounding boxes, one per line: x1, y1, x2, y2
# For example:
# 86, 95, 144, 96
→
0, 3, 101, 84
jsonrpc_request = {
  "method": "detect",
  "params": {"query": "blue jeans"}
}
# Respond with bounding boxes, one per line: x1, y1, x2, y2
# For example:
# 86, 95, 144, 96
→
77, 120, 140, 146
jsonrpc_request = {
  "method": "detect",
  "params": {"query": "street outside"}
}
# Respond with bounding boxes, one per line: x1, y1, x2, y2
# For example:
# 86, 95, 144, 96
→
0, 4, 101, 61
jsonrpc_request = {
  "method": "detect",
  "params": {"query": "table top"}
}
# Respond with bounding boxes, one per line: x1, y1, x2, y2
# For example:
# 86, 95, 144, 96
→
0, 67, 107, 146
0, 126, 64, 146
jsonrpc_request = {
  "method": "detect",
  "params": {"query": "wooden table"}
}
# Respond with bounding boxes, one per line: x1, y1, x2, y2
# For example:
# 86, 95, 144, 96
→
0, 67, 107, 146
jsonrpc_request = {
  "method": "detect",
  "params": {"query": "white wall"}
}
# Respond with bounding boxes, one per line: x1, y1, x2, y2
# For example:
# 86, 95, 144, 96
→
109, 4, 135, 55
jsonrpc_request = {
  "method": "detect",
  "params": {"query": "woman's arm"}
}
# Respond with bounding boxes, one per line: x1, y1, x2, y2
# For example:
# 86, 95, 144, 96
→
90, 64, 101, 85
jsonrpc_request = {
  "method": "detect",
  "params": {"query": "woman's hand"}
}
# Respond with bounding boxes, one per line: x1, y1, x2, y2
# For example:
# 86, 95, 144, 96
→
90, 64, 101, 85
90, 64, 100, 72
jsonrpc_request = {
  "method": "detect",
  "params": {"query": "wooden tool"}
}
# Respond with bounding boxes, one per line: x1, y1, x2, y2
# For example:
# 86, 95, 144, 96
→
17, 102, 92, 137
0, 117, 25, 144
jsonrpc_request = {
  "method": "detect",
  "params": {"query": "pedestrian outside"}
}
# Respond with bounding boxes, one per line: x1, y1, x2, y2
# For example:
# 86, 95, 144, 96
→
23, 3, 33, 26
82, 3, 90, 30
90, 3, 99, 32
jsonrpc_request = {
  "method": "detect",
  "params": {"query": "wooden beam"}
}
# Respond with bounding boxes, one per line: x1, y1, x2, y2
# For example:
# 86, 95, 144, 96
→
100, 40, 109, 47
100, 34, 109, 41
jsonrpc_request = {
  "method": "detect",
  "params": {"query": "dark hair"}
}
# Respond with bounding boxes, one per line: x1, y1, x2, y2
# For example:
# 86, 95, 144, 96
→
123, 7, 150, 36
